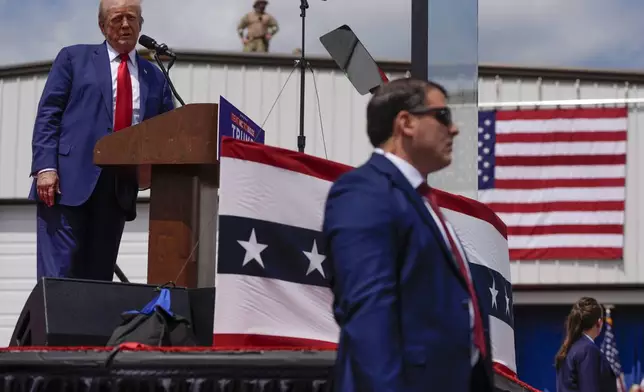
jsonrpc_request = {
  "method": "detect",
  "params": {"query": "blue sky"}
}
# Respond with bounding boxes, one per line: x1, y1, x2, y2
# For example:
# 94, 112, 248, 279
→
1, 0, 643, 70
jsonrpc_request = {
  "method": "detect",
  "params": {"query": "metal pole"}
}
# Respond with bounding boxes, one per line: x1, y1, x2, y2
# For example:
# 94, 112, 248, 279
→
297, 0, 309, 153
410, 0, 428, 80
114, 264, 129, 283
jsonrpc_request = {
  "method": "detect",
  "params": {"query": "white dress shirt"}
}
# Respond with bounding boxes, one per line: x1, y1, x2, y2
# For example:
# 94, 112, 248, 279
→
373, 148, 480, 366
38, 42, 141, 175
105, 41, 141, 128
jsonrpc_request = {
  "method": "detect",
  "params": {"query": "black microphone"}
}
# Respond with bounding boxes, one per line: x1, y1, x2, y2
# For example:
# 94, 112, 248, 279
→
138, 34, 185, 106
138, 34, 176, 58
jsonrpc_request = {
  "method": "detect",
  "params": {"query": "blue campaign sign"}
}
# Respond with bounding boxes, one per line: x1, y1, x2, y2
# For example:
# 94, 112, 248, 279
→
218, 96, 265, 156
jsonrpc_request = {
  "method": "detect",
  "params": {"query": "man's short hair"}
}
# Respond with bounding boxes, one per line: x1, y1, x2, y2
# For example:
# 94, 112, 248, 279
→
366, 78, 448, 148
98, 0, 143, 23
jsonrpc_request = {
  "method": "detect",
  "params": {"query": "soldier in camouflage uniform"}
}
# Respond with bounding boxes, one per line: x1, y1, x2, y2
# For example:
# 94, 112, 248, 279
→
237, 0, 279, 53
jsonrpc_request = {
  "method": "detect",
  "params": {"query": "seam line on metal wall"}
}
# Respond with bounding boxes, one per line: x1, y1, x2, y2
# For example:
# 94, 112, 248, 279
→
479, 97, 644, 108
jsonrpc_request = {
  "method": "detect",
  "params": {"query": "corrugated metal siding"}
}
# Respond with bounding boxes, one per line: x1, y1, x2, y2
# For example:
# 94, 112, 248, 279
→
0, 58, 642, 299
0, 62, 403, 345
479, 77, 644, 285
0, 204, 149, 344
166, 62, 402, 166
0, 64, 404, 199
0, 75, 47, 199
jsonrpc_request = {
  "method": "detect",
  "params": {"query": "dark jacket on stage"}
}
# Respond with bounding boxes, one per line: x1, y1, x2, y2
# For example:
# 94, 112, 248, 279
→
556, 335, 618, 392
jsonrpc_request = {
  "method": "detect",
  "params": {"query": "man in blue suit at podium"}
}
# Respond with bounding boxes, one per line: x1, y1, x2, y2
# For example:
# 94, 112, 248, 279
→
323, 78, 494, 391
29, 0, 174, 281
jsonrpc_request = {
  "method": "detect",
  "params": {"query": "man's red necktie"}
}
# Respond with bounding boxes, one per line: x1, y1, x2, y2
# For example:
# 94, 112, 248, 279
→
114, 53, 132, 131
417, 182, 488, 359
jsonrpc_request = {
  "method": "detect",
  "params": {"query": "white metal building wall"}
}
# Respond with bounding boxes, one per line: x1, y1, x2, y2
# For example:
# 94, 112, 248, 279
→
0, 63, 398, 199
0, 61, 405, 344
1, 57, 644, 343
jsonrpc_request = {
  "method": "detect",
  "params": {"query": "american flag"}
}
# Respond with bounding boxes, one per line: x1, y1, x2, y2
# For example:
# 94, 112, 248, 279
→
600, 309, 627, 392
477, 108, 627, 261
212, 137, 517, 373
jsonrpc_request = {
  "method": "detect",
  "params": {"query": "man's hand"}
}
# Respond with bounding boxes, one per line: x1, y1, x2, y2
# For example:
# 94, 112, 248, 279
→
37, 171, 60, 207
265, 33, 272, 40
242, 37, 249, 44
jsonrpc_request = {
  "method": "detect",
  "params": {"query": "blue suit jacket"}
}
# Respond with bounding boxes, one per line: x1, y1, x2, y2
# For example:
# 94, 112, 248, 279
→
323, 153, 494, 392
29, 42, 174, 218
557, 337, 618, 392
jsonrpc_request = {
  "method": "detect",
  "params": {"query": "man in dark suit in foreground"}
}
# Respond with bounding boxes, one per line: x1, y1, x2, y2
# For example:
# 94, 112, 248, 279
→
29, 0, 174, 280
323, 78, 494, 391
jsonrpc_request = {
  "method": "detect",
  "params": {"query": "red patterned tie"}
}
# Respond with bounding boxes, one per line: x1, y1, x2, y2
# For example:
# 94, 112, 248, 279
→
114, 53, 132, 131
418, 182, 488, 358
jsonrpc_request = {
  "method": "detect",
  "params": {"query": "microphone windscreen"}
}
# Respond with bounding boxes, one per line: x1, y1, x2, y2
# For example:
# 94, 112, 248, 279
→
138, 35, 156, 50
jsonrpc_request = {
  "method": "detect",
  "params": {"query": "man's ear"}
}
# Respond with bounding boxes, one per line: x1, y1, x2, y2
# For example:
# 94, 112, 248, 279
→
397, 111, 415, 138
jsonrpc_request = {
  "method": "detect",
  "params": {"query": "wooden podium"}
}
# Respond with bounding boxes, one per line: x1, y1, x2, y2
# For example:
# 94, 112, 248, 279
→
93, 104, 220, 288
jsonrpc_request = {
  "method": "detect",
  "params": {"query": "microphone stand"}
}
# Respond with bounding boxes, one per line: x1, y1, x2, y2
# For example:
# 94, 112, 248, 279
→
297, 0, 309, 153
153, 52, 186, 106
114, 265, 129, 283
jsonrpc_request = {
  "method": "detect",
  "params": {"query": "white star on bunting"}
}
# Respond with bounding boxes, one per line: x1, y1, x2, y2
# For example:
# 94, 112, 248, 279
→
504, 284, 511, 316
489, 278, 499, 309
303, 240, 326, 278
237, 228, 268, 268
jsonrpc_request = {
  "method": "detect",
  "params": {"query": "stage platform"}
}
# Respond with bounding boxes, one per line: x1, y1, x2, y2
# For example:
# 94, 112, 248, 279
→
0, 345, 538, 392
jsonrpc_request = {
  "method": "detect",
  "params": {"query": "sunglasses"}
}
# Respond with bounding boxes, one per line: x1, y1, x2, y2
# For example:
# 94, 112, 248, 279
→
407, 107, 453, 127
